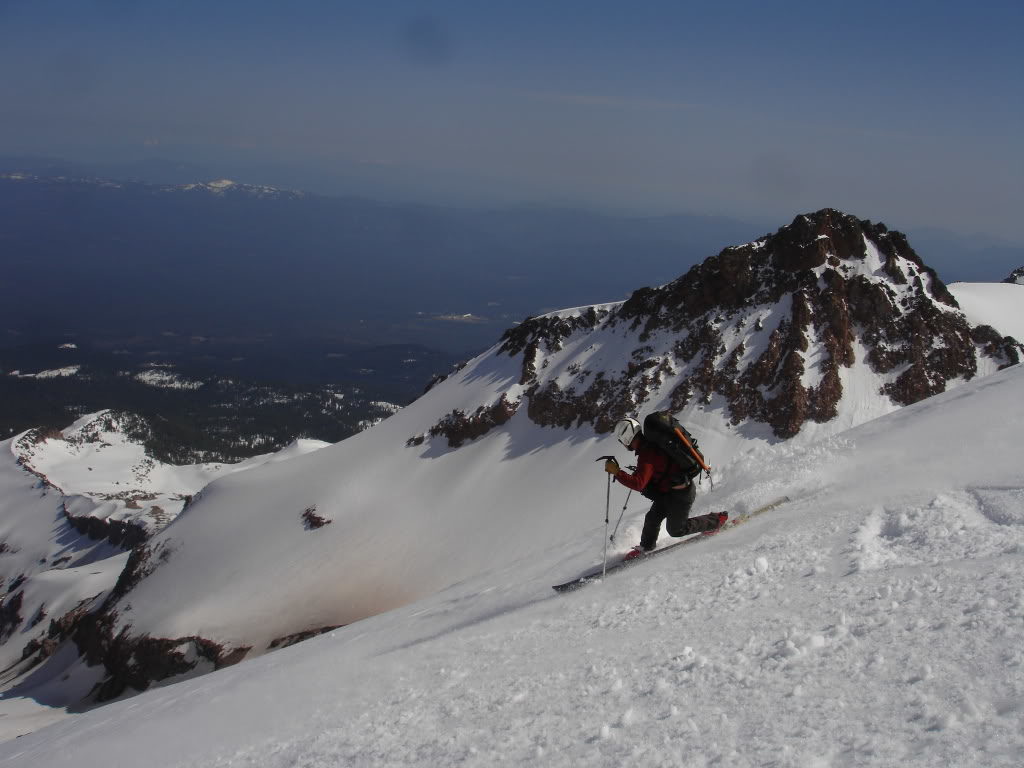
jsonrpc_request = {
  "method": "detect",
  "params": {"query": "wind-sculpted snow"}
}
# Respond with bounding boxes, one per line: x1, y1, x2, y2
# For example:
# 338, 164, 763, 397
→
849, 490, 1024, 573
2, 364, 1022, 765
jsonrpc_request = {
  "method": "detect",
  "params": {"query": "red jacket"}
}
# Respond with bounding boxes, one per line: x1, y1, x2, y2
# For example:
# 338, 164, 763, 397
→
614, 442, 684, 494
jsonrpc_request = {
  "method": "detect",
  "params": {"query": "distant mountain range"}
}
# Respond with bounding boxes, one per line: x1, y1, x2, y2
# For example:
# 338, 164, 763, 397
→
0, 170, 763, 354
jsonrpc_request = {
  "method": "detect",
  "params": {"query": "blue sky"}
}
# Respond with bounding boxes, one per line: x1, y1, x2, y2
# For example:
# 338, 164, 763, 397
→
1, 0, 1021, 241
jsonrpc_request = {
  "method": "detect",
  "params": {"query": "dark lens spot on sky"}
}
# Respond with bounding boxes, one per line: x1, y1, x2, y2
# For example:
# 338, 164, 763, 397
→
748, 153, 804, 204
400, 15, 454, 68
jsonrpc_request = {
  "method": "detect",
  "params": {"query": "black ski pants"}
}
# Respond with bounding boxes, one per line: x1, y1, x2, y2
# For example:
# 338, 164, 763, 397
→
639, 483, 719, 551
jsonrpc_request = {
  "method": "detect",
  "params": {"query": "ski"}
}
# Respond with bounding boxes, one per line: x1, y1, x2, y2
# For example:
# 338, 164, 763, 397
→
552, 496, 790, 593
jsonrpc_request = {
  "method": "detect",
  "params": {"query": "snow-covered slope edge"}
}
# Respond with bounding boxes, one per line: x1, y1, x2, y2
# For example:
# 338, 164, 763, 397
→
0, 414, 328, 712
11, 410, 329, 549
3, 362, 1022, 767
950, 282, 1024, 341
21, 209, 1021, 706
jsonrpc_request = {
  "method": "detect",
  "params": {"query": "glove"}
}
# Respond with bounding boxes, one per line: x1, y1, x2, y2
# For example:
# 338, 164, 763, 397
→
604, 458, 620, 475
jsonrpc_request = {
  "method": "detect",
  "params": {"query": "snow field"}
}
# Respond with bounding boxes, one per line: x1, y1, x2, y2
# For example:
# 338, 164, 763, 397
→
948, 283, 1024, 341
134, 491, 1023, 768
2, 366, 1021, 767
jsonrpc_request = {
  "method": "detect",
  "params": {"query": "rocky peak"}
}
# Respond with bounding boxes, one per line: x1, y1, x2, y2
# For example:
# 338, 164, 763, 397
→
1004, 266, 1024, 285
616, 209, 956, 335
451, 209, 1021, 443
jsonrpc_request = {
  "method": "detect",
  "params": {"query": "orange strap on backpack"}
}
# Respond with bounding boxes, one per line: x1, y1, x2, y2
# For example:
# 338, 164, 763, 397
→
674, 427, 712, 474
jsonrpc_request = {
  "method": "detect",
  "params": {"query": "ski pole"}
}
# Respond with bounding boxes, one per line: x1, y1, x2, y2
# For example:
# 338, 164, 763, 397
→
609, 489, 632, 544
596, 456, 615, 578
603, 472, 611, 578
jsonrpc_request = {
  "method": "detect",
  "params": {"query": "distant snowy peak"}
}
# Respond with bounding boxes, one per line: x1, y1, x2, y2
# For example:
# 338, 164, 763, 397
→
7, 366, 80, 379
478, 209, 1021, 442
0, 172, 305, 201
174, 178, 305, 200
14, 410, 150, 474
132, 367, 204, 390
1004, 266, 1024, 285
12, 410, 178, 549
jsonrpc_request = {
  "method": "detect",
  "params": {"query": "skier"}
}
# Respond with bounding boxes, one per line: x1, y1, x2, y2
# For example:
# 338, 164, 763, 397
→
604, 417, 727, 560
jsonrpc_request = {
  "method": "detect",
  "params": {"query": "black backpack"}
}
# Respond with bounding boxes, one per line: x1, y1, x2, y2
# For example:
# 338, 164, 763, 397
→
642, 411, 711, 483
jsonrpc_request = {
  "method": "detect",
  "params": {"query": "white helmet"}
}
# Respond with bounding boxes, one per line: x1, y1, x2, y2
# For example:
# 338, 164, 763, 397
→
614, 417, 642, 448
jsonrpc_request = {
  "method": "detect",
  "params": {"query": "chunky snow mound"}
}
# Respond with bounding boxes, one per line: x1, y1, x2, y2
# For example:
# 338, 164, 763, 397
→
3, 363, 1022, 766
949, 282, 1024, 341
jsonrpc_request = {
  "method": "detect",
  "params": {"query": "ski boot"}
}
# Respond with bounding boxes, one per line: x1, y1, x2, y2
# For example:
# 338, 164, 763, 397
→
623, 545, 650, 561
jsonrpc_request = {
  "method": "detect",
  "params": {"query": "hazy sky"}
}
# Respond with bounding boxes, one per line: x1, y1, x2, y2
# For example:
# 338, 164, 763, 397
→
1, 0, 1022, 241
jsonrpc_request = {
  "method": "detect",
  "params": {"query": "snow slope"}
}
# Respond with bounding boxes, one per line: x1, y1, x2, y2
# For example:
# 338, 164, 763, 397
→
1, 362, 1021, 767
10, 410, 330, 545
0, 416, 328, 731
75, 226, 1020, 662
949, 282, 1024, 341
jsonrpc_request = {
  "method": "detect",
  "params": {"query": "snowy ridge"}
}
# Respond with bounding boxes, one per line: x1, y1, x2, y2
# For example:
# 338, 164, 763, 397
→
6, 367, 80, 380
2, 362, 1022, 765
483, 210, 1019, 446
0, 413, 328, 699
949, 282, 1024, 341
11, 411, 327, 542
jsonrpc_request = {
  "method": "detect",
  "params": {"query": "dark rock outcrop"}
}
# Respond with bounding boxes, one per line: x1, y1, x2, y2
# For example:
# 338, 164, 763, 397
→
1004, 267, 1024, 285
424, 394, 521, 448
302, 505, 332, 530
62, 503, 149, 549
0, 591, 24, 644
268, 626, 342, 650
72, 608, 250, 702
49, 538, 252, 702
13, 597, 97, 673
499, 309, 605, 386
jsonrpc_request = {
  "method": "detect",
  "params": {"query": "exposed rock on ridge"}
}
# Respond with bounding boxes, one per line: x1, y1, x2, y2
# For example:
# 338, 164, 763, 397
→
424, 394, 522, 448
1004, 267, 1024, 285
64, 541, 250, 702
474, 209, 1021, 441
